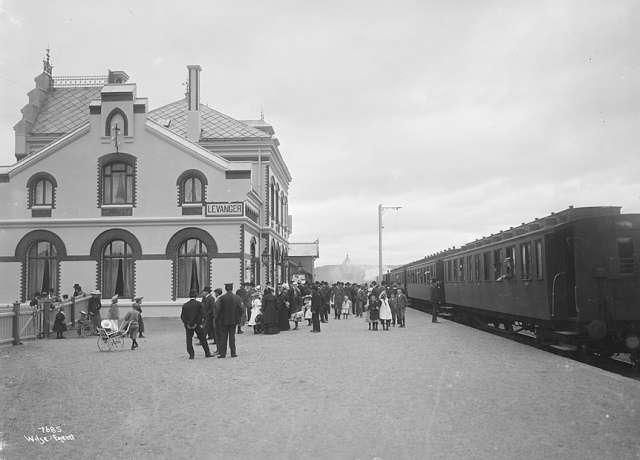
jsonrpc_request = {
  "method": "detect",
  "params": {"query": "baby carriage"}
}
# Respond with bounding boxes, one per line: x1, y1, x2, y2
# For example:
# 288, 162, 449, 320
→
76, 311, 94, 337
97, 319, 130, 351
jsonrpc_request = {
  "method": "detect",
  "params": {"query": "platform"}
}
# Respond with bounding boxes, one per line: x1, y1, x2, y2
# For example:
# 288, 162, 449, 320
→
1, 309, 639, 459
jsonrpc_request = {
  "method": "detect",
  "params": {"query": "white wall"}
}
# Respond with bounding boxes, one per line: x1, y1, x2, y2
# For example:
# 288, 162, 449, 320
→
212, 258, 240, 291
0, 262, 20, 304
135, 259, 171, 302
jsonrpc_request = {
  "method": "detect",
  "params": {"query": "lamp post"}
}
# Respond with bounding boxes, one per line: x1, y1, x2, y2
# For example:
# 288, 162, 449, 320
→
378, 204, 402, 282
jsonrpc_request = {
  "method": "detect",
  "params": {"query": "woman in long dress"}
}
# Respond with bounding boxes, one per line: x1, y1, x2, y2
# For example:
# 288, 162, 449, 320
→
368, 293, 380, 331
108, 295, 119, 330
379, 291, 392, 331
262, 287, 279, 335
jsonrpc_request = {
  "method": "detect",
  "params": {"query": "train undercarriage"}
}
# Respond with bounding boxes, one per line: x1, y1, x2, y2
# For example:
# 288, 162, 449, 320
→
408, 297, 640, 370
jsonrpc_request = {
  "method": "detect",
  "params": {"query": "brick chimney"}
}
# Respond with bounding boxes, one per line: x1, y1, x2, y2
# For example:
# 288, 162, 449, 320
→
186, 65, 201, 142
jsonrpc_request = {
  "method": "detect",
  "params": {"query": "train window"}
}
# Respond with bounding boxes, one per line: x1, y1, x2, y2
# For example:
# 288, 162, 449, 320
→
474, 254, 481, 281
453, 259, 458, 281
493, 249, 502, 280
465, 256, 471, 282
617, 237, 635, 274
483, 252, 491, 281
447, 260, 453, 281
520, 242, 532, 279
505, 246, 517, 276
535, 240, 544, 279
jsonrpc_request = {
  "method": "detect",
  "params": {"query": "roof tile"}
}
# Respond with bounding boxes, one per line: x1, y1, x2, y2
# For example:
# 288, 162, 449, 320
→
147, 99, 270, 140
30, 87, 101, 134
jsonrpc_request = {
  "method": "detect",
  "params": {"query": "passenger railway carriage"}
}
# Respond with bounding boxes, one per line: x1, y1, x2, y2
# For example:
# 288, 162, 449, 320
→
388, 206, 640, 366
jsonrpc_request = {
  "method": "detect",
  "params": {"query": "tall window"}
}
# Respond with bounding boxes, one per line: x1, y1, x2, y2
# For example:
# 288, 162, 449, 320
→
483, 252, 491, 281
474, 254, 481, 281
534, 240, 544, 279
103, 162, 134, 205
182, 176, 202, 203
493, 249, 502, 280
33, 179, 53, 206
27, 241, 58, 298
250, 240, 257, 285
618, 237, 635, 274
102, 240, 134, 298
520, 242, 532, 279
176, 239, 209, 298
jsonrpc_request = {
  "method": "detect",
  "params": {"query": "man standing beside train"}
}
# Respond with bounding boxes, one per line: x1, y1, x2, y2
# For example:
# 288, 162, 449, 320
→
431, 279, 442, 323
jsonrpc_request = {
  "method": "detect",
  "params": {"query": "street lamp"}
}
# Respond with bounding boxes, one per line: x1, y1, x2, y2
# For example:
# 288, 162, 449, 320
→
378, 204, 402, 282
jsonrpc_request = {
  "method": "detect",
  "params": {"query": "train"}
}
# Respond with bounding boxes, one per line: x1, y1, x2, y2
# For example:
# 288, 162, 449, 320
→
385, 206, 640, 367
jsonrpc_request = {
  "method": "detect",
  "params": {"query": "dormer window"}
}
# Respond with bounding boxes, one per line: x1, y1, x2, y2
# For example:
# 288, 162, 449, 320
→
176, 170, 207, 215
105, 108, 129, 137
27, 172, 57, 217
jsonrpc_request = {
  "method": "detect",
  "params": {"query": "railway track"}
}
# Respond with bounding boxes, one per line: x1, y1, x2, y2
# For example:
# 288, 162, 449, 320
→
409, 302, 640, 380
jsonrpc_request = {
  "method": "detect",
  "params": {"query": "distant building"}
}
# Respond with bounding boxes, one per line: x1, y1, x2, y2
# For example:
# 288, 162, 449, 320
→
0, 54, 292, 308
288, 240, 319, 283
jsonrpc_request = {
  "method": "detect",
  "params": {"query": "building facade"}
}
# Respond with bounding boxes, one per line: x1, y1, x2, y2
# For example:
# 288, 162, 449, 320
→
288, 241, 319, 283
0, 57, 292, 311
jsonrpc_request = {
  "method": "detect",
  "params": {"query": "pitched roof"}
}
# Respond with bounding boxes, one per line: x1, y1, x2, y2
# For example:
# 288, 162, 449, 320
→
148, 99, 271, 140
30, 87, 101, 134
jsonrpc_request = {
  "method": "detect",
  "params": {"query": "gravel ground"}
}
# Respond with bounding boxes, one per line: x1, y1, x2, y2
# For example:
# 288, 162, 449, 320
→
1, 309, 639, 460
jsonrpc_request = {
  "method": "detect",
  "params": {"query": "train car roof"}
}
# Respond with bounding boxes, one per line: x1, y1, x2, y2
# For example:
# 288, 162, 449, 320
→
442, 205, 621, 258
391, 206, 624, 270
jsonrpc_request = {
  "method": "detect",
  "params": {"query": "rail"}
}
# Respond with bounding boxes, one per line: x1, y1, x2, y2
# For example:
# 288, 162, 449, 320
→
0, 295, 91, 345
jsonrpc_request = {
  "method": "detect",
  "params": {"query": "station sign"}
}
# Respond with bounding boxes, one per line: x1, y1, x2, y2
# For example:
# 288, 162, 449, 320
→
205, 201, 244, 217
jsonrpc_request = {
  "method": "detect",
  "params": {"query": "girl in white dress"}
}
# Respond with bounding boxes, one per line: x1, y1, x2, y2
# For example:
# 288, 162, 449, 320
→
341, 295, 351, 319
247, 291, 263, 333
379, 291, 392, 331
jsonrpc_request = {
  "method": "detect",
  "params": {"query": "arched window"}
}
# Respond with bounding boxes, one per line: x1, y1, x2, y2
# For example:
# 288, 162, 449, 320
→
105, 108, 129, 137
176, 170, 207, 214
103, 162, 134, 205
26, 241, 58, 298
27, 172, 57, 217
176, 238, 210, 298
275, 184, 280, 225
101, 240, 135, 298
250, 238, 257, 285
98, 153, 137, 216
270, 181, 275, 222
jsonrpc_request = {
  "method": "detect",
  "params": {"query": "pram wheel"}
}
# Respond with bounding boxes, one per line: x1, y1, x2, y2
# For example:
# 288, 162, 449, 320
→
97, 335, 110, 351
80, 324, 93, 337
109, 335, 124, 351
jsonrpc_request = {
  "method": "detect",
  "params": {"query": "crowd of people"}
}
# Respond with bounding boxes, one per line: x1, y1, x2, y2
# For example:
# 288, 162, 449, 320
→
179, 279, 411, 359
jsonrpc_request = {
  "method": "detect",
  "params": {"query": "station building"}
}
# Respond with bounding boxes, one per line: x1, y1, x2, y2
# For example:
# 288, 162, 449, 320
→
0, 56, 292, 311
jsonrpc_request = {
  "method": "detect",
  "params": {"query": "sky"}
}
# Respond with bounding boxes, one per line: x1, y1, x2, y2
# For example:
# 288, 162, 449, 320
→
0, 0, 639, 267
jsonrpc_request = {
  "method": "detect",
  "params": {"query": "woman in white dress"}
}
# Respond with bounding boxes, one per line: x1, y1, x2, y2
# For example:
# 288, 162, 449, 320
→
379, 291, 392, 331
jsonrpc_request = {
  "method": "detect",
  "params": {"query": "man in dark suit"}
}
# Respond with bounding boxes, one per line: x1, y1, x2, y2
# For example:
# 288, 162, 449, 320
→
214, 283, 243, 358
181, 290, 213, 360
310, 283, 322, 332
201, 286, 216, 346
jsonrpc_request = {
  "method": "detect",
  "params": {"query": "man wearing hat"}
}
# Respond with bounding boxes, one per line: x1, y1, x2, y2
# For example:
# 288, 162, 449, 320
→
214, 283, 243, 358
181, 289, 213, 359
88, 290, 102, 333
201, 287, 216, 346
133, 296, 145, 338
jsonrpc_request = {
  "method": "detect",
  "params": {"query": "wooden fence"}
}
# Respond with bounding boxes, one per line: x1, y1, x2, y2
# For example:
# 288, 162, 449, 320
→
0, 295, 91, 345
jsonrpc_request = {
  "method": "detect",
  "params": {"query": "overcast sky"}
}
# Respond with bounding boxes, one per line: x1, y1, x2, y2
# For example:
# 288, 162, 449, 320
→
1, 0, 639, 267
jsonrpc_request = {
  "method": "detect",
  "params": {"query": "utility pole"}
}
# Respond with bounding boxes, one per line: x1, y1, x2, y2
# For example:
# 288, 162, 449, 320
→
378, 204, 402, 282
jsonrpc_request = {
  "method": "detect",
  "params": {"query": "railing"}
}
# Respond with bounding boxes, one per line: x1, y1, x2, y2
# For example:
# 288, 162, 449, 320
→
0, 295, 91, 345
52, 75, 108, 88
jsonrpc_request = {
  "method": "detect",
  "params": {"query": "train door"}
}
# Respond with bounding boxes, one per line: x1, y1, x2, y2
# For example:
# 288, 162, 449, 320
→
545, 228, 576, 318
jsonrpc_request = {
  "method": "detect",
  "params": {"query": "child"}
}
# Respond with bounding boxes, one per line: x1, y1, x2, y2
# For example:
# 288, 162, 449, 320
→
121, 304, 140, 350
303, 295, 313, 326
53, 307, 67, 339
248, 292, 263, 334
342, 295, 351, 319
368, 294, 380, 331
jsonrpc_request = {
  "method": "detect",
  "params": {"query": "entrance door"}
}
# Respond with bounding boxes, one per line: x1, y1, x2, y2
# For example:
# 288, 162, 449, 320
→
545, 228, 576, 318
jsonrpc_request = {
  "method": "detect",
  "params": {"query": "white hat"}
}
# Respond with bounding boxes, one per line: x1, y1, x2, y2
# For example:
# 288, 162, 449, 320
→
101, 319, 111, 328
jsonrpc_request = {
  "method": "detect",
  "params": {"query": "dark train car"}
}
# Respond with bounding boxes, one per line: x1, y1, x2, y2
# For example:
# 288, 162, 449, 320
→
389, 256, 446, 308
439, 206, 640, 359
